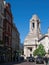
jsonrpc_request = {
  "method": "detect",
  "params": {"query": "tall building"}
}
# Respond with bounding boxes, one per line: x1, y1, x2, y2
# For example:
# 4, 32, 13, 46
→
3, 2, 12, 61
0, 0, 20, 62
3, 3, 12, 47
24, 14, 49, 59
0, 0, 12, 61
12, 23, 20, 58
0, 0, 6, 62
0, 0, 4, 42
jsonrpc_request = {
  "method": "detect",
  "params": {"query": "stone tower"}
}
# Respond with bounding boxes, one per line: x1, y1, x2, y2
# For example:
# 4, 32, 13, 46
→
30, 14, 40, 38
24, 14, 41, 59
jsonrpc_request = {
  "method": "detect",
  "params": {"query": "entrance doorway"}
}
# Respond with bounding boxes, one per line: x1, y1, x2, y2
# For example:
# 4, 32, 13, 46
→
28, 47, 32, 57
30, 54, 32, 57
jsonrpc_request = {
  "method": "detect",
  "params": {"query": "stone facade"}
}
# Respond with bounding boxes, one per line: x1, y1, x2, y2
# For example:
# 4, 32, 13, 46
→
38, 34, 49, 53
24, 14, 49, 59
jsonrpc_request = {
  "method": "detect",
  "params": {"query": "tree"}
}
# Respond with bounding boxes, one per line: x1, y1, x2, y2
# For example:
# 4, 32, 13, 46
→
33, 44, 46, 56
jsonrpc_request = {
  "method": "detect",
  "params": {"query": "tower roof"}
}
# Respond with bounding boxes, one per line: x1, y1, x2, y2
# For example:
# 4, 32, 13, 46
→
32, 14, 39, 20
30, 14, 40, 21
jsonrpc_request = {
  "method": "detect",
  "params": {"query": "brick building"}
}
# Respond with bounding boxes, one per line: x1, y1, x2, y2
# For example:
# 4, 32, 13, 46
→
3, 2, 12, 61
0, 0, 20, 62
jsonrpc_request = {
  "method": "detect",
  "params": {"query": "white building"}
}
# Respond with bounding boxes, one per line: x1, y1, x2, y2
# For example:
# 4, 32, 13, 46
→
24, 14, 49, 59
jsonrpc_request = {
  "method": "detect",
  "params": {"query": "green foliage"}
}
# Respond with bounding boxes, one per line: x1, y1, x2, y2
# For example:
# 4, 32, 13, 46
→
33, 44, 46, 56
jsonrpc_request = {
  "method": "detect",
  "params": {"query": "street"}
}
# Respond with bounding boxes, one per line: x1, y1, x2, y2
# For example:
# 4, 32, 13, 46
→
0, 62, 47, 65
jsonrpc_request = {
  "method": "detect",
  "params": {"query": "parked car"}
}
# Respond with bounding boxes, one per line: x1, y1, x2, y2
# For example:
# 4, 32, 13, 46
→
28, 57, 35, 62
36, 56, 44, 64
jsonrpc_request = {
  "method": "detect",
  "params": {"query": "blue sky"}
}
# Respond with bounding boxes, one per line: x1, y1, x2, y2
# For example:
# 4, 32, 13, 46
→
6, 0, 49, 43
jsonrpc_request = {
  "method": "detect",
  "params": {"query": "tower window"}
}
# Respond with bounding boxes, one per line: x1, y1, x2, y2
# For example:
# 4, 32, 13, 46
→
37, 22, 39, 28
28, 47, 32, 51
30, 48, 32, 51
32, 23, 34, 28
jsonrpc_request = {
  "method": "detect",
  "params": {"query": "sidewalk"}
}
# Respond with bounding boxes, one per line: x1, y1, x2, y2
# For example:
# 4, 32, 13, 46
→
0, 61, 25, 65
0, 62, 18, 65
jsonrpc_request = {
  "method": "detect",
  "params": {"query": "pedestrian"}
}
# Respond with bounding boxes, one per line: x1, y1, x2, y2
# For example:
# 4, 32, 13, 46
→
45, 57, 48, 65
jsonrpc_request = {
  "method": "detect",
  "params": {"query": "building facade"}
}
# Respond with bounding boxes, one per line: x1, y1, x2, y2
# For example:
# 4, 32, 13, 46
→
0, 0, 20, 62
12, 23, 20, 61
0, 0, 4, 42
12, 23, 20, 56
24, 14, 49, 59
3, 3, 12, 47
3, 2, 12, 61
0, 0, 5, 62
0, 0, 12, 62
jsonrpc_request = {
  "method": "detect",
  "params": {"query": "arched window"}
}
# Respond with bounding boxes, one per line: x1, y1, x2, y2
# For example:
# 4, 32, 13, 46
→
37, 22, 39, 28
32, 23, 34, 28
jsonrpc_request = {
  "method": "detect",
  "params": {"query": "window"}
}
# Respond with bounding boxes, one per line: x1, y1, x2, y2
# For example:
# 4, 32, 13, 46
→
5, 36, 9, 46
0, 16, 2, 26
30, 48, 32, 51
6, 12, 11, 23
8, 25, 11, 33
0, 29, 2, 40
33, 23, 34, 28
6, 14, 9, 20
37, 22, 39, 28
30, 54, 32, 57
0, 3, 2, 12
28, 47, 32, 51
5, 36, 9, 42
32, 23, 34, 29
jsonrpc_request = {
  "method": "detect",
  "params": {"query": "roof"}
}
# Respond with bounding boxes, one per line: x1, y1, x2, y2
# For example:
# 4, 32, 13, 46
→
38, 34, 48, 42
30, 14, 40, 22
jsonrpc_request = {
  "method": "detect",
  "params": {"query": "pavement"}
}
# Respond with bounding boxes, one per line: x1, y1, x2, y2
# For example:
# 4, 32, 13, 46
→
0, 61, 48, 65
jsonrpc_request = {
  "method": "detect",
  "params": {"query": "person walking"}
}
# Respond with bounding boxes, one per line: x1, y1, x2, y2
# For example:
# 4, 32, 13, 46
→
45, 57, 48, 65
